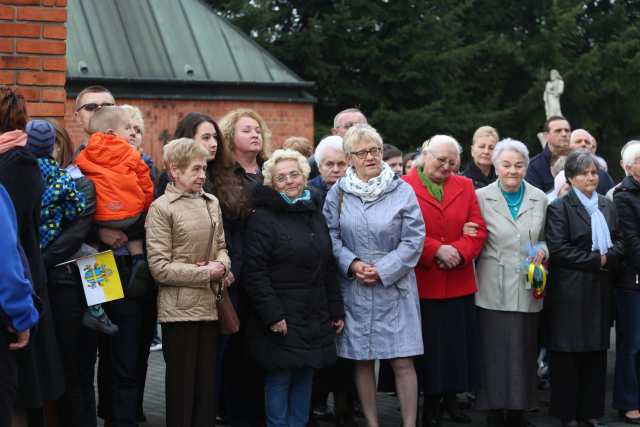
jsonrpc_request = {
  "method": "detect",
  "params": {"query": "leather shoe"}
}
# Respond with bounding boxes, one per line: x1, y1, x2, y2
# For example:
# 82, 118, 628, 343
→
619, 411, 640, 425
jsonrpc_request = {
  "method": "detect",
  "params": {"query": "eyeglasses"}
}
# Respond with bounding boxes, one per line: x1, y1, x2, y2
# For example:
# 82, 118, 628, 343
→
274, 170, 302, 183
338, 121, 358, 130
350, 147, 382, 159
76, 102, 115, 112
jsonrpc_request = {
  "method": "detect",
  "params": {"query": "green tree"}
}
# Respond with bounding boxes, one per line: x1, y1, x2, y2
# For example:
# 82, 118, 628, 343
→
209, 0, 640, 177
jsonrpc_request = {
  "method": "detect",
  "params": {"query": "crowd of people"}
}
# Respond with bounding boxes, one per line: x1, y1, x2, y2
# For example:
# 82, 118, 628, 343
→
1, 83, 640, 427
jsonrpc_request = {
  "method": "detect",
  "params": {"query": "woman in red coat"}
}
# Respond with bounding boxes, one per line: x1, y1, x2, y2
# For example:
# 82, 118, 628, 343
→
403, 135, 487, 427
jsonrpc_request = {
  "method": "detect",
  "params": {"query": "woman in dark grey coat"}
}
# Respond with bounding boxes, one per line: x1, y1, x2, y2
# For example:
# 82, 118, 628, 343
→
545, 150, 623, 427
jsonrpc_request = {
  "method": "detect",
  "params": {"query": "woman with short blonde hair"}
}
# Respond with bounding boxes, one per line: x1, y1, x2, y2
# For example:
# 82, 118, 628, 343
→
463, 125, 499, 189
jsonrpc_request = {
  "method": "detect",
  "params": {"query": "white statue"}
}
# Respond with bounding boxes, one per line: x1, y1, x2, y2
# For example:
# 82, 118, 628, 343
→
543, 69, 564, 118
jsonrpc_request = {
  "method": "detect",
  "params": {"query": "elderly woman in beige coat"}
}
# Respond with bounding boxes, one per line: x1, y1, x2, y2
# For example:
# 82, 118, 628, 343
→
474, 138, 548, 427
145, 138, 230, 427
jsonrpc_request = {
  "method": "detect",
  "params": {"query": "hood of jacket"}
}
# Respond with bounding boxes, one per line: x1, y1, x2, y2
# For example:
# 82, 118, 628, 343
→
81, 132, 138, 167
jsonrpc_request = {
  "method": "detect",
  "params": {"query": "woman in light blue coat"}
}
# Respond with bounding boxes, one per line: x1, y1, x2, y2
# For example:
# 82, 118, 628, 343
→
323, 124, 425, 427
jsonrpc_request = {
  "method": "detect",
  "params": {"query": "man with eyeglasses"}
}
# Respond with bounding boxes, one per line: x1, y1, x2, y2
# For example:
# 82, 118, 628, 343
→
331, 108, 368, 137
74, 85, 116, 149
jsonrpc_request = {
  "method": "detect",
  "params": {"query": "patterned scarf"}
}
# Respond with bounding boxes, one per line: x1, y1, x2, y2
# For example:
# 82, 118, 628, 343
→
572, 187, 613, 255
0, 130, 27, 155
341, 161, 395, 202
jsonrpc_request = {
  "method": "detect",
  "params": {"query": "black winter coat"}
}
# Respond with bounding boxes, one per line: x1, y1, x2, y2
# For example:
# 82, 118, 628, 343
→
614, 176, 640, 290
0, 146, 64, 406
545, 188, 622, 352
243, 185, 344, 371
461, 161, 497, 189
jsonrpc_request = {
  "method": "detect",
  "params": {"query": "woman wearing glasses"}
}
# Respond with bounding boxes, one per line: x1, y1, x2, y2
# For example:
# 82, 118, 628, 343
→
324, 124, 425, 427
243, 149, 344, 427
403, 135, 487, 427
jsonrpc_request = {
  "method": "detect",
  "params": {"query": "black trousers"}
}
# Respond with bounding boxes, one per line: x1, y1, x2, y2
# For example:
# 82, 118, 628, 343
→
162, 321, 218, 427
97, 297, 144, 427
136, 287, 158, 418
0, 328, 18, 427
48, 268, 98, 427
550, 351, 607, 421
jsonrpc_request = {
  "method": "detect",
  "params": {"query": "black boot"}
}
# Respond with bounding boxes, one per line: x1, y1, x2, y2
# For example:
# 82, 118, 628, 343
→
506, 410, 532, 427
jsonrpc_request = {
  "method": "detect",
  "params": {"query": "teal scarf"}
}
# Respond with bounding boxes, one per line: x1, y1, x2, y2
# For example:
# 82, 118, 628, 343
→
500, 181, 525, 219
279, 189, 311, 205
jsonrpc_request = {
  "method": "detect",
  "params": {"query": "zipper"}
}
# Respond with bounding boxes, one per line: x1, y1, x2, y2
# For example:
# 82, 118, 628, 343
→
636, 273, 638, 286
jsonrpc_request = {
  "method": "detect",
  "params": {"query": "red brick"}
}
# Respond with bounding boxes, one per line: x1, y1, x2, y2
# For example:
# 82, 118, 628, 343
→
56, 0, 66, 5
0, 55, 40, 69
43, 24, 65, 39
42, 56, 65, 71
0, 39, 13, 53
17, 7, 66, 22
14, 86, 39, 101
16, 39, 65, 54
41, 87, 65, 102
0, 70, 14, 84
0, 23, 41, 38
2, 0, 40, 5
43, 0, 55, 5
27, 101, 65, 117
0, 6, 15, 20
17, 71, 65, 86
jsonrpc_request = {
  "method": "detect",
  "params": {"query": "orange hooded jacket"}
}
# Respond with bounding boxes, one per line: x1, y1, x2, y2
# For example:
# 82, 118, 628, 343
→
75, 132, 154, 222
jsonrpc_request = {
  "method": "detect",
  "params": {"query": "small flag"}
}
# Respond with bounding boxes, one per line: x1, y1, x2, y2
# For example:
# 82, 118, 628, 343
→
75, 251, 124, 306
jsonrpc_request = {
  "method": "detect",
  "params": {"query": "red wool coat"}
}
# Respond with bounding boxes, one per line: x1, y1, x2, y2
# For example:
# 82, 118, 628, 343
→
403, 168, 487, 299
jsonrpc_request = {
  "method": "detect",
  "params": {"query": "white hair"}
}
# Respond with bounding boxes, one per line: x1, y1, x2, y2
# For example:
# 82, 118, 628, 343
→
621, 140, 640, 157
343, 124, 383, 153
570, 128, 594, 144
622, 143, 640, 167
491, 138, 530, 167
262, 149, 311, 188
421, 135, 462, 155
314, 135, 344, 165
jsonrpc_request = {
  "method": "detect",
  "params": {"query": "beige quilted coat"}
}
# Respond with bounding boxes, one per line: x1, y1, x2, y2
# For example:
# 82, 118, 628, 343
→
145, 183, 230, 322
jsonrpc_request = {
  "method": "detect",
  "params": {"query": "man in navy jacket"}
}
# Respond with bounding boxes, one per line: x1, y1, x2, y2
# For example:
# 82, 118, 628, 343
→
525, 115, 571, 192
0, 183, 39, 425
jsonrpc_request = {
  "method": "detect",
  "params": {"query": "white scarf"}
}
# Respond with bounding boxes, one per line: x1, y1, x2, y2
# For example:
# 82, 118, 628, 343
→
341, 161, 396, 202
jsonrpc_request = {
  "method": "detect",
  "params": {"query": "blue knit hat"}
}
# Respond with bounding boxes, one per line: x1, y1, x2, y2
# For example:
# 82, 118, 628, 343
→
26, 120, 56, 158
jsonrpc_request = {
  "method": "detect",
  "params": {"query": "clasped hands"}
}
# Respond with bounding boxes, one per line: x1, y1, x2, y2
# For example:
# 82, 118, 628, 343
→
435, 221, 479, 269
349, 260, 380, 286
270, 318, 345, 335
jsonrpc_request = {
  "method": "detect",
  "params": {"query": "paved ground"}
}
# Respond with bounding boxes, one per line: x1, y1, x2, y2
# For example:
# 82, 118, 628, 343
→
100, 344, 628, 427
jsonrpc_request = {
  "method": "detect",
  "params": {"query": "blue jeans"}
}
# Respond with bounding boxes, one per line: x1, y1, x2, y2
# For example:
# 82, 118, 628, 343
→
265, 367, 313, 427
614, 288, 640, 411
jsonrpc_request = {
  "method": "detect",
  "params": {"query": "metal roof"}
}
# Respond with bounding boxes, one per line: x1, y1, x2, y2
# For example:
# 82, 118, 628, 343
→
66, 0, 315, 103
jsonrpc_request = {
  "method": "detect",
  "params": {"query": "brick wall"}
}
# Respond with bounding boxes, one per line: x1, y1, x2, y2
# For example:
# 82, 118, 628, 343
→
0, 0, 67, 119
64, 97, 314, 168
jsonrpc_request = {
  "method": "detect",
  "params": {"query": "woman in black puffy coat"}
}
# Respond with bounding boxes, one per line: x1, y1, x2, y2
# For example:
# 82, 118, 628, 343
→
243, 149, 344, 427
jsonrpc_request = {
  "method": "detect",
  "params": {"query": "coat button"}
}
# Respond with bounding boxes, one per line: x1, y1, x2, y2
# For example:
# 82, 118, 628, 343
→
441, 237, 445, 242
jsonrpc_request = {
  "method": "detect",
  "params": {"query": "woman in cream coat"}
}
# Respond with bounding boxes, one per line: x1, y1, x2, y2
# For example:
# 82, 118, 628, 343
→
146, 138, 230, 427
474, 138, 548, 427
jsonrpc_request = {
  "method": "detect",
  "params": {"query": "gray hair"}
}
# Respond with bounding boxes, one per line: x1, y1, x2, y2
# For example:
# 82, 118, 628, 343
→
421, 134, 462, 155
491, 138, 530, 168
564, 150, 600, 180
343, 124, 383, 154
570, 128, 594, 144
315, 135, 344, 165
622, 143, 640, 167
620, 139, 640, 157
262, 149, 311, 188
333, 108, 365, 128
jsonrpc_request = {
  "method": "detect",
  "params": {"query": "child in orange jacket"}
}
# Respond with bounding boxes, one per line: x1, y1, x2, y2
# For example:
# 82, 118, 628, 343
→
76, 106, 154, 293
